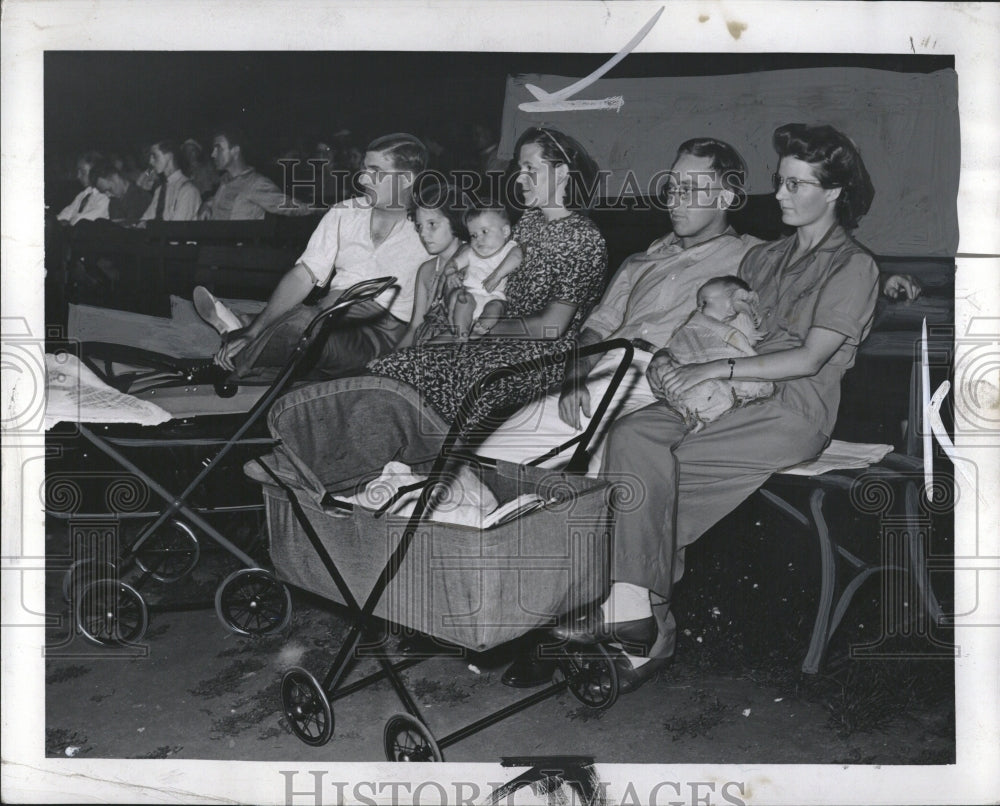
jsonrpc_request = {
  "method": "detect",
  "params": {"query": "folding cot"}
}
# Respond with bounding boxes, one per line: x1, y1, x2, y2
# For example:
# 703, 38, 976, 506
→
47, 277, 398, 645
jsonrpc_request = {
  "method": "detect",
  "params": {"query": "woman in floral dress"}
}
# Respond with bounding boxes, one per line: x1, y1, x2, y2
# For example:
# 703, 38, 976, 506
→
368, 127, 608, 428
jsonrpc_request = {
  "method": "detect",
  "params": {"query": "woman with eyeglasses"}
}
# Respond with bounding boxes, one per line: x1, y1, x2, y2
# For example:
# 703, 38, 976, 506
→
368, 126, 608, 428
555, 123, 888, 691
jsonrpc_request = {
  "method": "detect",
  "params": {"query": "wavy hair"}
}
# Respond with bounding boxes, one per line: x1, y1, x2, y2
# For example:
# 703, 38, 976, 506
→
773, 123, 875, 229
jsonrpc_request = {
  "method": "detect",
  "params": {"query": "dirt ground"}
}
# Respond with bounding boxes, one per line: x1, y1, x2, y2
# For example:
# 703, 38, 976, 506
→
44, 510, 955, 765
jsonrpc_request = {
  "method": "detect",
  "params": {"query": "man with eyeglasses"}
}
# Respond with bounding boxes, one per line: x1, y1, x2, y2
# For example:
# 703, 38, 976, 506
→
482, 136, 918, 690
480, 138, 761, 478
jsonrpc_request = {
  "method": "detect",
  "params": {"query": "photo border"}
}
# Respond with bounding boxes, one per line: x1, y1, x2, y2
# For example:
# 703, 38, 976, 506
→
3, 2, 998, 803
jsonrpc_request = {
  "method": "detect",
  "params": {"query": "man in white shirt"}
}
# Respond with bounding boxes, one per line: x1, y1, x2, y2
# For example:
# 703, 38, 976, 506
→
208, 133, 429, 377
140, 140, 201, 222
56, 152, 110, 226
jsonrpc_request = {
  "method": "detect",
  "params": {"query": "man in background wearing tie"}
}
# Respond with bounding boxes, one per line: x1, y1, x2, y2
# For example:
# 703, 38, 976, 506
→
56, 151, 110, 226
140, 140, 201, 222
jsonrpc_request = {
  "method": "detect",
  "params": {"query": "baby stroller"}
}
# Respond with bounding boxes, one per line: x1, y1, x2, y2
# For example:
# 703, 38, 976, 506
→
48, 277, 398, 645
237, 339, 635, 760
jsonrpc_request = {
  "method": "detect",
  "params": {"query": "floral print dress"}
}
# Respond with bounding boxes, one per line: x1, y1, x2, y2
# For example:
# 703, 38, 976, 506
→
368, 208, 608, 427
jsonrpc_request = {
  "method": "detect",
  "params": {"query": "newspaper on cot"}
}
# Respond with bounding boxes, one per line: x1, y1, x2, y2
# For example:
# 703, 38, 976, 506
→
44, 352, 172, 430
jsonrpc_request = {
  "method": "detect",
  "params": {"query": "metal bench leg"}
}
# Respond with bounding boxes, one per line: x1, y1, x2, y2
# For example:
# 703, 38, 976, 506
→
803, 488, 836, 674
904, 481, 945, 625
757, 487, 835, 674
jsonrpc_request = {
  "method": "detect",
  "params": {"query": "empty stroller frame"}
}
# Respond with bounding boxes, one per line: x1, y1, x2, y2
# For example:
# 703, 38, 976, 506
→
48, 277, 399, 645
238, 339, 635, 760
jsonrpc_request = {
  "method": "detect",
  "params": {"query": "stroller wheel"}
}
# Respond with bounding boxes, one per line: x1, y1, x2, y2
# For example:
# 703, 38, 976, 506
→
557, 644, 619, 710
215, 568, 293, 635
134, 520, 201, 583
281, 667, 333, 746
383, 713, 443, 762
75, 579, 149, 646
61, 559, 117, 603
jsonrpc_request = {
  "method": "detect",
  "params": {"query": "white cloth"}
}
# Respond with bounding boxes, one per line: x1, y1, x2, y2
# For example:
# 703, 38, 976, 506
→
662, 310, 774, 430
296, 198, 429, 322
479, 348, 659, 475
44, 353, 172, 430
779, 440, 894, 476
337, 461, 499, 527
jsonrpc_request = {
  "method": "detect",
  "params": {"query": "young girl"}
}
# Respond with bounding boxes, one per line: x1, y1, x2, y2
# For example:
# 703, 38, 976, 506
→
395, 182, 468, 349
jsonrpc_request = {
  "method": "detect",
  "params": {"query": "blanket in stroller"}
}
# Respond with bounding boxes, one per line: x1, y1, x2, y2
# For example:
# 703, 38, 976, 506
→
250, 375, 613, 651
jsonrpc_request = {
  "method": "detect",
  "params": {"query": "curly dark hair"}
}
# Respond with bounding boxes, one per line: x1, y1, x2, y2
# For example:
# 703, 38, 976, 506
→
409, 179, 468, 241
772, 123, 875, 229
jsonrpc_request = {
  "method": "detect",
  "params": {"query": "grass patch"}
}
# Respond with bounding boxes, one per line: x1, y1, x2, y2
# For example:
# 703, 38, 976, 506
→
132, 745, 183, 759
671, 500, 955, 740
46, 728, 90, 757
46, 664, 91, 685
190, 658, 267, 698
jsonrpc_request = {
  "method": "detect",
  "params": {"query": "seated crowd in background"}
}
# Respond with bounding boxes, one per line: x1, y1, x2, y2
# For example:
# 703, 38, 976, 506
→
49, 122, 503, 227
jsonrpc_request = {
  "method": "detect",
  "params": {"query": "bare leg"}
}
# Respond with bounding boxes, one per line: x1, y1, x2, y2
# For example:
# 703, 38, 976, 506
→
473, 299, 506, 335
451, 291, 476, 339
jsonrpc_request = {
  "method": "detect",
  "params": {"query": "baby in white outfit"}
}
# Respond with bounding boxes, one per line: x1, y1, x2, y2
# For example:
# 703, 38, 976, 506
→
661, 275, 775, 430
445, 206, 523, 338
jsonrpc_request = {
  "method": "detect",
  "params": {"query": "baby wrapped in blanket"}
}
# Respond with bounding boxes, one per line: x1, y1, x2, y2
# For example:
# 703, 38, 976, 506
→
661, 276, 775, 430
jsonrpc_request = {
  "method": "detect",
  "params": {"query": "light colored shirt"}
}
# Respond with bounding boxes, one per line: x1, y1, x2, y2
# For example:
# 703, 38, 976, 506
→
140, 169, 201, 222
207, 167, 310, 220
297, 198, 429, 322
585, 228, 762, 348
57, 188, 110, 225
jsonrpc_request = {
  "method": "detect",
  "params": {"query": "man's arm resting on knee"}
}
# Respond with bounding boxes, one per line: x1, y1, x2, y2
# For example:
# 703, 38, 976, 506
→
558, 327, 605, 429
215, 262, 318, 370
244, 262, 317, 339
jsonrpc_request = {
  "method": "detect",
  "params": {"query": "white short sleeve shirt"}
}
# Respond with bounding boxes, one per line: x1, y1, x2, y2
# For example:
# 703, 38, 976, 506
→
297, 198, 429, 322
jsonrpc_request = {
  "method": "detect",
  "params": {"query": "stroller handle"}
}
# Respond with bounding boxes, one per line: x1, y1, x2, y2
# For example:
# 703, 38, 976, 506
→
301, 276, 397, 339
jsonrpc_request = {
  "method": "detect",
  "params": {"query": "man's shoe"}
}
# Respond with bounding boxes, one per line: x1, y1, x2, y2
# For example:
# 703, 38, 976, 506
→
501, 652, 559, 688
193, 286, 243, 335
613, 653, 673, 695
551, 613, 657, 655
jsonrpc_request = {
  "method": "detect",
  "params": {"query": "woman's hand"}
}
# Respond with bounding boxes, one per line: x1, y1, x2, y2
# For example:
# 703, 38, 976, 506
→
657, 362, 715, 400
483, 269, 504, 293
558, 382, 592, 429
